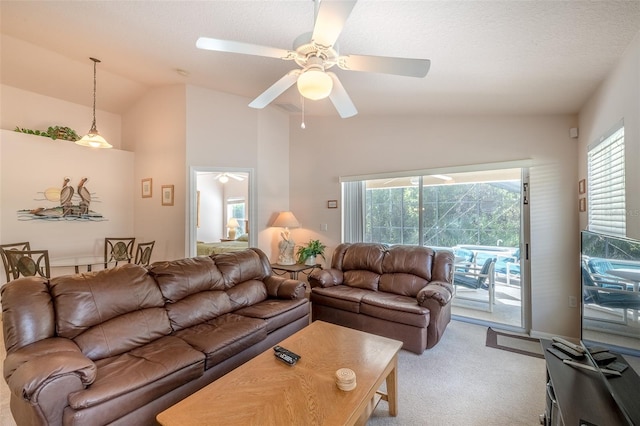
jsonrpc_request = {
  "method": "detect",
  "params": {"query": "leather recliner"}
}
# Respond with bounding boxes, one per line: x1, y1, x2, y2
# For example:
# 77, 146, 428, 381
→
308, 243, 454, 353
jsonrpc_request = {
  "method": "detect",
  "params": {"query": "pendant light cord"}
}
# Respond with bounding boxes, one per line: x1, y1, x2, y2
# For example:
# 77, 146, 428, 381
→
90, 57, 101, 130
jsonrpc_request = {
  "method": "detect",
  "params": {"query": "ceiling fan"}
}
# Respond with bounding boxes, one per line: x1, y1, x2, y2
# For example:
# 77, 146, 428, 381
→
214, 172, 245, 183
196, 0, 430, 118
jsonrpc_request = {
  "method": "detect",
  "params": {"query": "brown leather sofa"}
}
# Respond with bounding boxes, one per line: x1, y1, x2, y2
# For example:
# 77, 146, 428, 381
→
308, 243, 454, 354
2, 248, 309, 426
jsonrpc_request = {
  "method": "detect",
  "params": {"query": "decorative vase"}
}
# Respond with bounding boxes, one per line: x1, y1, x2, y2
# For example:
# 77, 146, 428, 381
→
305, 255, 316, 266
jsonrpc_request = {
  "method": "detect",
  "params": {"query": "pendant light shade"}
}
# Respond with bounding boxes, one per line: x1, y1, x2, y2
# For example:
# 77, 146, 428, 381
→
76, 57, 112, 149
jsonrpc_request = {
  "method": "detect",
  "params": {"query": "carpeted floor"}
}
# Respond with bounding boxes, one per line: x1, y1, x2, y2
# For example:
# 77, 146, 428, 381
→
369, 321, 547, 425
486, 327, 544, 359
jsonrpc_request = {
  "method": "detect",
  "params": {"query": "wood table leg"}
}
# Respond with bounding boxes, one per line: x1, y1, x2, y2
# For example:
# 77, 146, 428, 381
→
386, 354, 398, 416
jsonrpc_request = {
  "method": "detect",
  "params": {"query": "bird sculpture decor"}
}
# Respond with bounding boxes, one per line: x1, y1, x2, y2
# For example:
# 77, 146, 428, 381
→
18, 176, 104, 221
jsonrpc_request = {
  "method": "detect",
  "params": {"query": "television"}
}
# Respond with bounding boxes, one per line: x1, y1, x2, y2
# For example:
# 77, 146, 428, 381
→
580, 230, 640, 355
581, 340, 640, 426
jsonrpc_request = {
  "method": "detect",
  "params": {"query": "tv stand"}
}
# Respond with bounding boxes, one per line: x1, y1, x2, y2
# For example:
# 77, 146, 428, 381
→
541, 339, 638, 426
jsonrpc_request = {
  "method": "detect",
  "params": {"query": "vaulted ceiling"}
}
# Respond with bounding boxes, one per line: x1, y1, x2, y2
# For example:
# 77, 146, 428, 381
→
2, 1, 639, 118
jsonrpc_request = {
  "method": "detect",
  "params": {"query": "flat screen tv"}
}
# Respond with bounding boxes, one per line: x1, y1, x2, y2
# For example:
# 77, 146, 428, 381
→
580, 230, 640, 355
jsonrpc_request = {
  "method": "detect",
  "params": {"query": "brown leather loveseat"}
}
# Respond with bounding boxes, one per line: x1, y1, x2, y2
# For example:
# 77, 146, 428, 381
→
308, 243, 454, 354
2, 248, 309, 425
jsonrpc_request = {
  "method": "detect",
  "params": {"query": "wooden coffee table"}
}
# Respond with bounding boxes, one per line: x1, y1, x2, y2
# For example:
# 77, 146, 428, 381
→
156, 321, 403, 425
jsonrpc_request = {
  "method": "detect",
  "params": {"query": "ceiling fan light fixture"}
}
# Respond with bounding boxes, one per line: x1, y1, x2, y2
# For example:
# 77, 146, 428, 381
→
297, 67, 333, 100
218, 175, 229, 183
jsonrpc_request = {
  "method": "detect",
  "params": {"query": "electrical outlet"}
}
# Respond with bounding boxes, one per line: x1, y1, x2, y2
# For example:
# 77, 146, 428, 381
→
320, 224, 328, 231
568, 296, 577, 308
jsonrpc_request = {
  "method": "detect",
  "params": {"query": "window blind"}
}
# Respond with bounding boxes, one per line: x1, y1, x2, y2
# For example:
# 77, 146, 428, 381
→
588, 123, 625, 236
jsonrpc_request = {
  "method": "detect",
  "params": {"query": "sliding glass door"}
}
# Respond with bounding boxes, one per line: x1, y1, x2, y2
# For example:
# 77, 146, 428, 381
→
343, 167, 528, 330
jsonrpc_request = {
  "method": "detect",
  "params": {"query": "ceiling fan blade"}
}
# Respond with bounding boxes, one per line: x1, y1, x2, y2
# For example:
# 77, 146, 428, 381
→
338, 54, 431, 78
311, 0, 357, 48
327, 72, 357, 118
196, 37, 293, 60
228, 173, 245, 181
249, 70, 301, 109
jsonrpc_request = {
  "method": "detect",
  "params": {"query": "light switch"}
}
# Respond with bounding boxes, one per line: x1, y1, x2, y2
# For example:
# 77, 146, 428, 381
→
320, 224, 328, 231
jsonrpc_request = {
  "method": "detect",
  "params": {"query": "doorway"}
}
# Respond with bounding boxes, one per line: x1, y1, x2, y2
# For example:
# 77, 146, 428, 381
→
188, 167, 256, 257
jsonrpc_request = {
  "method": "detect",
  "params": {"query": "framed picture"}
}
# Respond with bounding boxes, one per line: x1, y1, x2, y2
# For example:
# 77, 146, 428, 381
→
328, 200, 338, 209
162, 185, 174, 206
579, 197, 586, 212
578, 179, 586, 194
141, 178, 152, 198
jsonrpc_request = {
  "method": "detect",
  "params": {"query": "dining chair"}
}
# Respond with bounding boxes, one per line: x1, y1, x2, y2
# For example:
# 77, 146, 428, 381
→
104, 237, 136, 268
1, 242, 31, 282
5, 249, 50, 279
134, 241, 155, 267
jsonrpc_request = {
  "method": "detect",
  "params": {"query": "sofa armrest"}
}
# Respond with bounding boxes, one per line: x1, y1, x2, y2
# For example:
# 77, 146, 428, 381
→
264, 276, 307, 299
416, 281, 453, 307
308, 268, 344, 288
4, 337, 96, 401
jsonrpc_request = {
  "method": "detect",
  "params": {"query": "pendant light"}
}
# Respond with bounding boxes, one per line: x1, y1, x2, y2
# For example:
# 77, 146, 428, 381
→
76, 57, 112, 149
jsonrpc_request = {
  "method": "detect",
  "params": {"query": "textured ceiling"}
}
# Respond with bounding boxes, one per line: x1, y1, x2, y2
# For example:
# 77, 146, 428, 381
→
1, 0, 639, 118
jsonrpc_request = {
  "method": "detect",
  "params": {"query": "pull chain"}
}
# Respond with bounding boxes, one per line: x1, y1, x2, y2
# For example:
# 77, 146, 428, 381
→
301, 96, 306, 129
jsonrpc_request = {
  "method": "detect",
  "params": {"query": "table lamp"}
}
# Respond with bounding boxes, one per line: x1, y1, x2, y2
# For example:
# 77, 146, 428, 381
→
272, 211, 300, 265
227, 218, 240, 240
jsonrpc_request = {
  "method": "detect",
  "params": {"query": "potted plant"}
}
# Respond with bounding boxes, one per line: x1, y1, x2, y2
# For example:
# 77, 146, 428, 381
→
296, 239, 326, 266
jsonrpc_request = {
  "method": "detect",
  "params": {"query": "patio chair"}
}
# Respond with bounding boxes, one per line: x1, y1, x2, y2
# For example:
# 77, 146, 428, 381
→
585, 257, 634, 291
582, 264, 640, 325
134, 241, 155, 267
5, 249, 50, 279
104, 237, 135, 268
1, 242, 31, 282
453, 257, 496, 312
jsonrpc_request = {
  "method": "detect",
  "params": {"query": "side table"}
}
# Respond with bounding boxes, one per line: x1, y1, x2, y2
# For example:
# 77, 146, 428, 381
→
271, 263, 321, 280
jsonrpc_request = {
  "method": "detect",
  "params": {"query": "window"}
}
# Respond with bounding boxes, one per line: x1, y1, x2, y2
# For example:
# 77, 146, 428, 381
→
588, 121, 625, 237
344, 169, 522, 248
226, 197, 246, 234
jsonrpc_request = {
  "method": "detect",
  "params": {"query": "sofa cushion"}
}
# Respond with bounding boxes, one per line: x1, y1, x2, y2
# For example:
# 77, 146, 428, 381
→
309, 286, 370, 313
174, 313, 267, 369
50, 264, 171, 360
164, 290, 233, 332
360, 292, 430, 328
65, 336, 203, 424
212, 249, 271, 288
379, 273, 429, 297
226, 279, 268, 310
235, 298, 309, 332
75, 307, 172, 360
148, 256, 225, 302
343, 270, 381, 291
382, 245, 434, 281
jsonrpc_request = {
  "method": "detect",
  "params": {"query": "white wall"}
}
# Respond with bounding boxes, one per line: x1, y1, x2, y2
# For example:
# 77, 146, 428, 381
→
122, 85, 187, 262
289, 114, 580, 338
1, 85, 122, 149
185, 86, 291, 262
578, 31, 640, 239
196, 174, 224, 242
0, 130, 134, 282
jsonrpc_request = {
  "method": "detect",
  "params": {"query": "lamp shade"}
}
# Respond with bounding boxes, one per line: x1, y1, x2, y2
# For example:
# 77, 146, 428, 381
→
272, 211, 300, 229
297, 68, 333, 100
76, 128, 112, 149
227, 218, 240, 228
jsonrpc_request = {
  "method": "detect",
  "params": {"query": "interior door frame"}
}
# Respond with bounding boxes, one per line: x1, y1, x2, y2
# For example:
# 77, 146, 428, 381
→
188, 166, 256, 257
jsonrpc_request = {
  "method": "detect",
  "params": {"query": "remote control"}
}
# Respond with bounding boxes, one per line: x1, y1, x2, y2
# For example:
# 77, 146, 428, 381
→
552, 337, 585, 354
547, 347, 572, 361
274, 351, 297, 365
273, 346, 301, 361
552, 341, 585, 359
591, 351, 617, 365
606, 361, 628, 373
